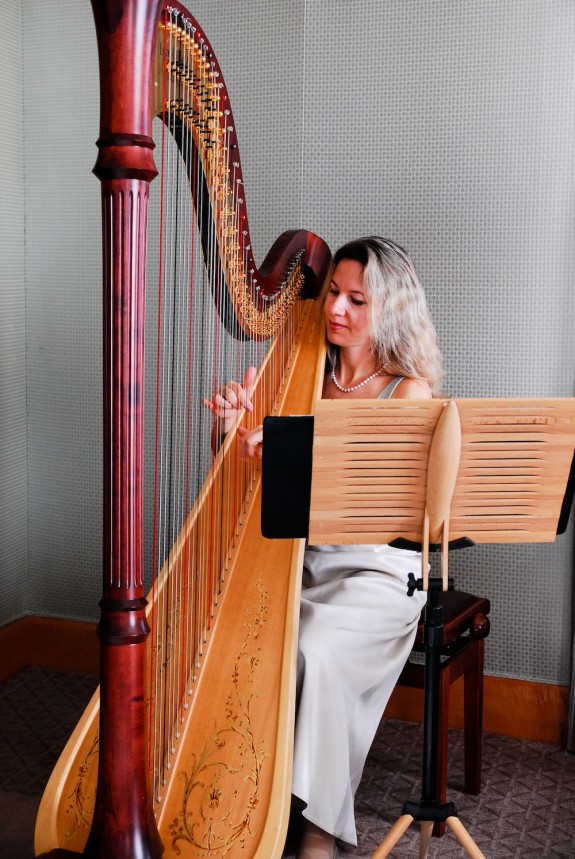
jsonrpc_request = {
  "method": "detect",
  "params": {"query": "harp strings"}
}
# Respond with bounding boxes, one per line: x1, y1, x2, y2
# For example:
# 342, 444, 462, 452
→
145, 6, 307, 805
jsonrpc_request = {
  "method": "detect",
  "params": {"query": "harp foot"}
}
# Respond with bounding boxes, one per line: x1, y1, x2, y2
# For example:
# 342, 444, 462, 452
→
36, 852, 82, 857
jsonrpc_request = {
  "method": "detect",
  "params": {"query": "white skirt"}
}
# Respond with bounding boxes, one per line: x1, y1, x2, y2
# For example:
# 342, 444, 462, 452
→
291, 544, 427, 846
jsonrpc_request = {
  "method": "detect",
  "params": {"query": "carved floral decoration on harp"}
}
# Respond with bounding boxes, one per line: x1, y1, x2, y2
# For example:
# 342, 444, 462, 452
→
64, 732, 99, 840
61, 575, 270, 855
169, 577, 270, 856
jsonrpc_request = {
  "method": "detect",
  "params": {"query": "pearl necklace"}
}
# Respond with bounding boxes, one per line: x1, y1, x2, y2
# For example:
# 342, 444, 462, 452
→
330, 366, 383, 393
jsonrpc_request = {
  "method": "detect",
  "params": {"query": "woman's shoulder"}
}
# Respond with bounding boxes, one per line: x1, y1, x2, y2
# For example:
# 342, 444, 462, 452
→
392, 377, 432, 399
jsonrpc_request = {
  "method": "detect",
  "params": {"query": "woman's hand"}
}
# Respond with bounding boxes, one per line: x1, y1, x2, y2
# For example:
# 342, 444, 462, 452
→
203, 366, 257, 433
237, 425, 264, 460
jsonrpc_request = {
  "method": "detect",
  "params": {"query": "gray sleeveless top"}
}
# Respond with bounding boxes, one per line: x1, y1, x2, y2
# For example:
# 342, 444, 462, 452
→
377, 376, 404, 399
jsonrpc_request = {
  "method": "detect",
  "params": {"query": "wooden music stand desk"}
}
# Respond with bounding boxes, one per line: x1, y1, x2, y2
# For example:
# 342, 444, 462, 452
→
306, 397, 575, 859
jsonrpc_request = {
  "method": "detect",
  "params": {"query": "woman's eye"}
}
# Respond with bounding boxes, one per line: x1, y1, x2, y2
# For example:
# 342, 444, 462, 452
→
351, 298, 366, 306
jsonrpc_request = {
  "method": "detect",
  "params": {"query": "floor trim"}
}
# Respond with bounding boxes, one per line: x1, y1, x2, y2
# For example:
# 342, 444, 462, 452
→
0, 615, 99, 681
386, 672, 569, 745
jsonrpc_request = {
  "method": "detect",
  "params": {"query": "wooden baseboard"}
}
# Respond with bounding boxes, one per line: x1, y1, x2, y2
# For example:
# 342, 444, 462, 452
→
0, 616, 99, 682
1, 617, 569, 744
386, 672, 570, 745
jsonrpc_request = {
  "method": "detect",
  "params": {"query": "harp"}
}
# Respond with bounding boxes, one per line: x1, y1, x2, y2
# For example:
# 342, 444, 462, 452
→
35, 2, 330, 857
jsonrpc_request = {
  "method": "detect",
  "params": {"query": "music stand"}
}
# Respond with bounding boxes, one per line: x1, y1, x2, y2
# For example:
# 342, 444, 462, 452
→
263, 396, 575, 859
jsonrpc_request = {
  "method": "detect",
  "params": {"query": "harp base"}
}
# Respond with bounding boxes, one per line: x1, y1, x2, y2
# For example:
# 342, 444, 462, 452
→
371, 581, 486, 859
36, 852, 80, 857
37, 844, 163, 858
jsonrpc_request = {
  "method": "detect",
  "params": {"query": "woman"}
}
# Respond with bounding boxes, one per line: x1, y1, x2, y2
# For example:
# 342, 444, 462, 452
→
204, 237, 443, 859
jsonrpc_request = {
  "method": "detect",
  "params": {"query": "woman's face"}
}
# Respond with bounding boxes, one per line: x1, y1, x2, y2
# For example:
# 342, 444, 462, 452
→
324, 258, 372, 352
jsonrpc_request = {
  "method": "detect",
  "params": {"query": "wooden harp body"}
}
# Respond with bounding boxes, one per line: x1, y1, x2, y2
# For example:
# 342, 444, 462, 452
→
35, 2, 330, 857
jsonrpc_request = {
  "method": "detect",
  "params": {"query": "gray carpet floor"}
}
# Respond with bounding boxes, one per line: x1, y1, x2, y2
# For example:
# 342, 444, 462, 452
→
349, 719, 575, 857
1, 666, 574, 858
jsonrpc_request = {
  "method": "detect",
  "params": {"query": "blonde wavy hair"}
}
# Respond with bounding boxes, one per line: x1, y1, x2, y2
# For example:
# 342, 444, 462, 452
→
325, 237, 444, 394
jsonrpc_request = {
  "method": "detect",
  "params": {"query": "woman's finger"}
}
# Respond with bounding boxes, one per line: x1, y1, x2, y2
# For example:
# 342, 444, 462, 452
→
203, 395, 239, 424
226, 379, 253, 412
243, 366, 257, 402
220, 386, 238, 408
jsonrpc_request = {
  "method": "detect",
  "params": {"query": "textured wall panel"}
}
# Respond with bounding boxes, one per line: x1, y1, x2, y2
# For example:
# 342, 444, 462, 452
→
23, 0, 102, 620
0, 0, 28, 625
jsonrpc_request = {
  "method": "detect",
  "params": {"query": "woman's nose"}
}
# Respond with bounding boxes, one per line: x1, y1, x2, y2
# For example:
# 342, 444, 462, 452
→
331, 295, 346, 315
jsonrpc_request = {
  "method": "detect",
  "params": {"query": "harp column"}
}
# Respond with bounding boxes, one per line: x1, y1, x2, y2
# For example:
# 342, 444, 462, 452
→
86, 2, 164, 857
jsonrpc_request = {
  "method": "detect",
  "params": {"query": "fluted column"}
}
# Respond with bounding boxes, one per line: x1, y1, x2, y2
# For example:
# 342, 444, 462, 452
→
84, 1, 164, 856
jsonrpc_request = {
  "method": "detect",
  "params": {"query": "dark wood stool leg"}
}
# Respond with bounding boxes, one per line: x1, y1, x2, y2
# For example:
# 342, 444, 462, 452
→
463, 638, 484, 795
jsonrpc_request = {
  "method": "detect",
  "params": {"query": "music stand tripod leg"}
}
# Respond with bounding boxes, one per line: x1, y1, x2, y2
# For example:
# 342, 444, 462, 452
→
446, 816, 487, 859
371, 814, 414, 859
418, 821, 434, 859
